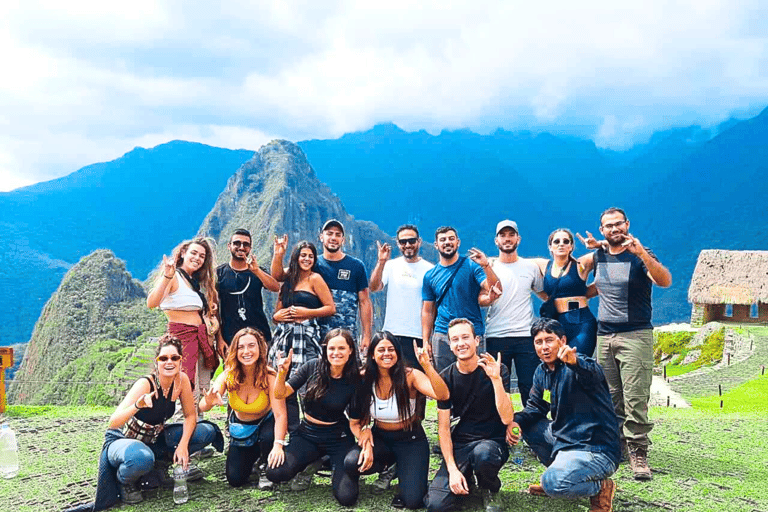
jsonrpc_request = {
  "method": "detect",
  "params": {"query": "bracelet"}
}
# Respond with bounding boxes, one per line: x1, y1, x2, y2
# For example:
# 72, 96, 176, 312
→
163, 274, 173, 279
360, 424, 370, 433
134, 398, 142, 409
274, 439, 287, 446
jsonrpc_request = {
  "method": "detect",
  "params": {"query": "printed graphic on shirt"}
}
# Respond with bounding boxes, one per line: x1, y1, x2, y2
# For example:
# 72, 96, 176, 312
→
320, 289, 360, 340
338, 269, 351, 280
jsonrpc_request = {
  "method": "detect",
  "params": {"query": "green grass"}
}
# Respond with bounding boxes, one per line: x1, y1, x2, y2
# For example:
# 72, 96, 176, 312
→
690, 374, 768, 413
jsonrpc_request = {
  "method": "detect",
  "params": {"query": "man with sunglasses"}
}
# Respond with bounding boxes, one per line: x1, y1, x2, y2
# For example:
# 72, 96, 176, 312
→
216, 229, 280, 354
577, 207, 671, 481
369, 224, 434, 367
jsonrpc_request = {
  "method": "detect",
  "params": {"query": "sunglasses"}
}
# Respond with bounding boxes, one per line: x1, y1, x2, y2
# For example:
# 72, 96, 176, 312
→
157, 355, 182, 362
551, 238, 572, 246
398, 238, 418, 246
231, 241, 251, 248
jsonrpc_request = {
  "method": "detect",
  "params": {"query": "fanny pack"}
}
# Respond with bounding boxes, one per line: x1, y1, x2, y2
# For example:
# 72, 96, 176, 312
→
229, 410, 273, 447
124, 416, 164, 445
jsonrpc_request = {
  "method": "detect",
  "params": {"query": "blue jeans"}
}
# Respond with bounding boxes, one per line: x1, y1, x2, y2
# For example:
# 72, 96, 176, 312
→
522, 417, 616, 498
485, 336, 538, 407
107, 422, 217, 484
432, 332, 486, 374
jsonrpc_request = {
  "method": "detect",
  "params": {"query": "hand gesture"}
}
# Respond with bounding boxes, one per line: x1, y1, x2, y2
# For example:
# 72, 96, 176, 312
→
487, 282, 502, 302
478, 352, 502, 380
468, 248, 489, 268
557, 344, 578, 366
273, 234, 288, 257
576, 231, 607, 251
277, 349, 293, 375
376, 241, 392, 263
415, 340, 431, 369
246, 254, 259, 272
203, 387, 224, 408
267, 443, 285, 469
448, 467, 469, 495
620, 234, 644, 255
162, 255, 176, 278
136, 388, 159, 409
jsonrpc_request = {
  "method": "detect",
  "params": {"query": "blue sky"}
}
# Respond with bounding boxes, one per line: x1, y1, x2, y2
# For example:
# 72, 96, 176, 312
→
1, 0, 767, 191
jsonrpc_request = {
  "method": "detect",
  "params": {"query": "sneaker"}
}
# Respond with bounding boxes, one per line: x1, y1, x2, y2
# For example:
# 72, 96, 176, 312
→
390, 494, 406, 508
526, 483, 547, 497
372, 464, 397, 492
290, 458, 323, 491
192, 446, 215, 460
481, 488, 502, 512
186, 464, 205, 482
258, 464, 274, 490
627, 444, 652, 481
119, 482, 143, 505
589, 478, 615, 512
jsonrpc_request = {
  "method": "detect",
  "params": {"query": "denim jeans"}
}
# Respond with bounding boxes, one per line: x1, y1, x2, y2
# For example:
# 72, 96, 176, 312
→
425, 438, 509, 512
485, 336, 538, 406
432, 332, 486, 374
522, 416, 616, 498
107, 422, 217, 484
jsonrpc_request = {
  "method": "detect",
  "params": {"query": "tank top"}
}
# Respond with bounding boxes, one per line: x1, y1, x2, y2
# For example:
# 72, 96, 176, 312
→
226, 372, 271, 414
160, 273, 204, 311
283, 290, 323, 309
543, 260, 588, 299
370, 386, 417, 424
134, 375, 176, 425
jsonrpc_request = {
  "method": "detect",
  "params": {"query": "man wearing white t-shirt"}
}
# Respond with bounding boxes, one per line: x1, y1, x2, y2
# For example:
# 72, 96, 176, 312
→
370, 224, 434, 367
485, 220, 546, 407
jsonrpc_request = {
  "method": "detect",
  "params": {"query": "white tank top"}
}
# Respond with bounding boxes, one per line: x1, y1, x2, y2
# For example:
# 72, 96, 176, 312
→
159, 273, 203, 311
370, 386, 417, 423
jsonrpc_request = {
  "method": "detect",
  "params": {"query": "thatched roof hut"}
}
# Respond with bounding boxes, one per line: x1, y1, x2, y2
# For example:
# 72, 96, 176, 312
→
688, 250, 768, 326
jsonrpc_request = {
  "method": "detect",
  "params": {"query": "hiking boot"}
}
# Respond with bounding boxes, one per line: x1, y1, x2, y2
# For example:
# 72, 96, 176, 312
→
481, 488, 502, 512
628, 443, 652, 480
119, 481, 143, 505
589, 478, 615, 512
186, 463, 205, 482
290, 457, 323, 491
153, 461, 175, 488
526, 483, 547, 496
372, 464, 397, 492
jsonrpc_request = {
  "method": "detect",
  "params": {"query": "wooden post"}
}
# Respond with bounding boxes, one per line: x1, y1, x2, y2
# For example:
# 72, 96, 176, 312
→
663, 365, 667, 379
0, 347, 13, 414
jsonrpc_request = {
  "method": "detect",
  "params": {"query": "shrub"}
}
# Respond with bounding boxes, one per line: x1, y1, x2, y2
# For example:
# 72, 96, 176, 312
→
654, 330, 696, 364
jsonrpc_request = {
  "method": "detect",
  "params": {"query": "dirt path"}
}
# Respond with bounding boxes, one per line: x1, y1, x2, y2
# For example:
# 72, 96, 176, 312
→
650, 375, 690, 408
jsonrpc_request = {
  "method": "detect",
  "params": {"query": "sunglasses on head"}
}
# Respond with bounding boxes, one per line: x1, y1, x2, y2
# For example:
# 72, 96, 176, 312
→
231, 241, 251, 248
552, 238, 572, 246
157, 355, 182, 362
398, 238, 418, 246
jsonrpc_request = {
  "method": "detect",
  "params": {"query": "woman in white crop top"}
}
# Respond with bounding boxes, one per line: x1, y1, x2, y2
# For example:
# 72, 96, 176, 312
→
147, 238, 220, 391
344, 332, 449, 509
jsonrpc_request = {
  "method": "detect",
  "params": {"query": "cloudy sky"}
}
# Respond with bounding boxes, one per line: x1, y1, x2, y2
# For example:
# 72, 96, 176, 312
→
1, 0, 766, 191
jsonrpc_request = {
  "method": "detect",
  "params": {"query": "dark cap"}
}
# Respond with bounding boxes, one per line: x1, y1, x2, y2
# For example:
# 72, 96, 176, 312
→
495, 220, 518, 235
322, 219, 345, 234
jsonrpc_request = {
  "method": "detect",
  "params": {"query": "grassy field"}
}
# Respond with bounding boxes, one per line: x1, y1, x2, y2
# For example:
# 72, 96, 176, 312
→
1, 400, 767, 512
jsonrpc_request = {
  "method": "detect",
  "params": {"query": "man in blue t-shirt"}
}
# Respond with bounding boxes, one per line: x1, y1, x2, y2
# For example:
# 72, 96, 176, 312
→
422, 226, 501, 373
578, 207, 671, 482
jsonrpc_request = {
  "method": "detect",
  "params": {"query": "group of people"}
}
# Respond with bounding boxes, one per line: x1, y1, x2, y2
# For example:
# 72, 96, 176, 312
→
81, 207, 670, 512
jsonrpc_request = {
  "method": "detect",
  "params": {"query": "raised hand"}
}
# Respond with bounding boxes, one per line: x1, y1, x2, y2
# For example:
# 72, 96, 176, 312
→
376, 240, 392, 262
621, 234, 643, 255
576, 231, 607, 250
557, 344, 578, 366
468, 248, 489, 267
277, 349, 293, 375
246, 254, 259, 272
478, 352, 502, 380
414, 339, 431, 369
137, 388, 159, 409
487, 282, 502, 302
162, 254, 176, 278
203, 387, 224, 408
273, 234, 288, 257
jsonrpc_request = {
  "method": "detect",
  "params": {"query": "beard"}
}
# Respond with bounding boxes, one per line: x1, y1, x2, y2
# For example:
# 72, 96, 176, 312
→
498, 241, 519, 254
438, 247, 457, 259
230, 249, 248, 261
402, 247, 419, 259
324, 244, 340, 253
605, 232, 628, 247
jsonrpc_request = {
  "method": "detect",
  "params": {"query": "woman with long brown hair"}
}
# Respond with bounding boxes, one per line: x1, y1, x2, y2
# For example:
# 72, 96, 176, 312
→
198, 327, 288, 487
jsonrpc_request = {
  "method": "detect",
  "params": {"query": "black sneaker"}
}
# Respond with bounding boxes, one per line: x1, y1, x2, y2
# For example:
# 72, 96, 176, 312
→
119, 482, 143, 505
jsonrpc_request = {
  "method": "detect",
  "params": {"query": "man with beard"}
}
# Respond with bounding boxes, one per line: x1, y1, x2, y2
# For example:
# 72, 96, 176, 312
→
485, 220, 545, 407
577, 207, 671, 481
216, 229, 280, 354
369, 224, 434, 367
422, 226, 500, 373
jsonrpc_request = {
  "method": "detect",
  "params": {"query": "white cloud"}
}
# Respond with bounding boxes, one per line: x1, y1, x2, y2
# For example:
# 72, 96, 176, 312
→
1, 0, 767, 190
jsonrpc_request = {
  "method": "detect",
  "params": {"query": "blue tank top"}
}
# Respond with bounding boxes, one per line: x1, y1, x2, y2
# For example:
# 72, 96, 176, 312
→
543, 260, 587, 298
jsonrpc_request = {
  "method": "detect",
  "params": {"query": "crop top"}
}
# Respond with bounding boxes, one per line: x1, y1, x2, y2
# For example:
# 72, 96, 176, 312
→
282, 290, 323, 309
287, 359, 357, 424
160, 272, 204, 311
134, 375, 176, 426
226, 373, 271, 415
543, 260, 588, 299
370, 386, 417, 423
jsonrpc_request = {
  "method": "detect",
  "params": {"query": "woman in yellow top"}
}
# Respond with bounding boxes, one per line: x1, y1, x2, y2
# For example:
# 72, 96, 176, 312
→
198, 327, 288, 487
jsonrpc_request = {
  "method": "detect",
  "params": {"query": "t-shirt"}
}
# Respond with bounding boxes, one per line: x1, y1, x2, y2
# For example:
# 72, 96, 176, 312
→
485, 258, 543, 337
315, 255, 369, 339
382, 257, 434, 338
216, 264, 271, 344
437, 363, 510, 444
593, 248, 656, 334
287, 359, 358, 424
422, 258, 487, 335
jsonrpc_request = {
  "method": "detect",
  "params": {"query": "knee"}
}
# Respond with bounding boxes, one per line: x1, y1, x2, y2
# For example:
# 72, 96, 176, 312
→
343, 448, 362, 475
196, 422, 218, 444
403, 492, 426, 509
540, 467, 570, 497
265, 464, 289, 484
473, 441, 504, 469
226, 470, 249, 488
120, 443, 155, 482
425, 495, 451, 512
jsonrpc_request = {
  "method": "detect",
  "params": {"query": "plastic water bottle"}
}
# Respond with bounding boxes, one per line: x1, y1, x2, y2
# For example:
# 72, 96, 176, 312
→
511, 427, 525, 466
0, 424, 20, 478
173, 465, 189, 504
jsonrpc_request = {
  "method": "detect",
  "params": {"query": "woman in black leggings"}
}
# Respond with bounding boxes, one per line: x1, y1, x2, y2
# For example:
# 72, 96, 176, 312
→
344, 331, 450, 509
266, 328, 365, 506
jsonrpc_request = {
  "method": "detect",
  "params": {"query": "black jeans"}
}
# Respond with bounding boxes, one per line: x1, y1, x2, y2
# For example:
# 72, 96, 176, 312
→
265, 420, 358, 506
425, 438, 509, 512
344, 424, 430, 509
486, 336, 538, 407
226, 413, 275, 487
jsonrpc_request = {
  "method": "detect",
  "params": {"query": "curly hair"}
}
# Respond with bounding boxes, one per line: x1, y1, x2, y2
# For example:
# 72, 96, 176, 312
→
155, 237, 219, 312
152, 334, 183, 377
224, 327, 272, 393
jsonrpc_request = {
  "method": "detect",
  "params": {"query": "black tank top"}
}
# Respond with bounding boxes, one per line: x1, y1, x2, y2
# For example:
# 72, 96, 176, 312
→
134, 375, 177, 425
543, 260, 588, 298
283, 290, 323, 309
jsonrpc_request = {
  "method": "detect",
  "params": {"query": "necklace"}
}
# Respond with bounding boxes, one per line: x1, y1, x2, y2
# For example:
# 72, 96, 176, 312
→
229, 265, 251, 321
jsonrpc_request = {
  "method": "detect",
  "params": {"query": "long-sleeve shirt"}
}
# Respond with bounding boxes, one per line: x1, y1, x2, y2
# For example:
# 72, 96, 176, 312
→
514, 355, 621, 466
